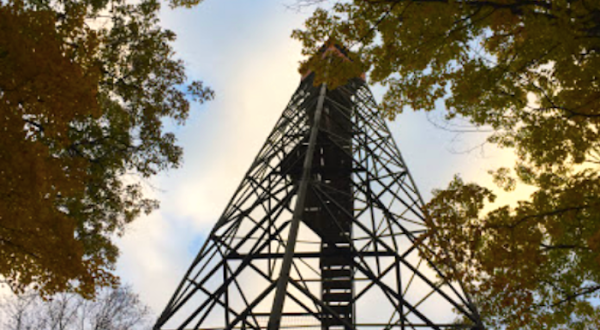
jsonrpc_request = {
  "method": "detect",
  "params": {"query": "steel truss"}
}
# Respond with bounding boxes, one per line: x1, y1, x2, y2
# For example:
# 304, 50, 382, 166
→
154, 74, 484, 330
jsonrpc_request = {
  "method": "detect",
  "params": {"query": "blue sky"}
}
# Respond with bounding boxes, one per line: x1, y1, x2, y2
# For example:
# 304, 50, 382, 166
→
114, 0, 532, 319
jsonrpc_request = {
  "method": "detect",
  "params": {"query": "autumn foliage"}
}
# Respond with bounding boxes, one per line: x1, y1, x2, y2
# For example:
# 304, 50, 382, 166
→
1, 0, 212, 297
0, 1, 109, 296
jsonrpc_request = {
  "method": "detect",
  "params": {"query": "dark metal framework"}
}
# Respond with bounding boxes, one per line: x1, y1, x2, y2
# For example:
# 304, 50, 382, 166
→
154, 73, 484, 330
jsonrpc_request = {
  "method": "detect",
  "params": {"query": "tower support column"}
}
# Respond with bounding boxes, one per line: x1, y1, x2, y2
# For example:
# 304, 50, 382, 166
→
267, 83, 328, 330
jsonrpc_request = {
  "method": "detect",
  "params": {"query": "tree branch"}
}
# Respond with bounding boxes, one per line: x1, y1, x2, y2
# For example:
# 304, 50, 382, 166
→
487, 205, 591, 230
546, 285, 600, 308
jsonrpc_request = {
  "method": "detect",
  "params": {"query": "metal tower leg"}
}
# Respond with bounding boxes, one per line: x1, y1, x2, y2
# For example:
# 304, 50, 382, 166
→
268, 83, 328, 330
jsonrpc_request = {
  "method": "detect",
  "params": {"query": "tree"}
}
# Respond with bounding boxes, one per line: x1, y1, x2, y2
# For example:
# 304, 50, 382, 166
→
0, 285, 152, 330
293, 0, 600, 329
0, 0, 213, 297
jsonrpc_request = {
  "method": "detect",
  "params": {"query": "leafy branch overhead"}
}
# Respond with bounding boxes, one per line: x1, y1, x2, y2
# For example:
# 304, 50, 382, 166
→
295, 0, 600, 329
0, 0, 212, 297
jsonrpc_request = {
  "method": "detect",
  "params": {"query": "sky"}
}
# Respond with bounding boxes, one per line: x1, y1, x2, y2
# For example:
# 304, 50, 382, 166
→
113, 0, 533, 324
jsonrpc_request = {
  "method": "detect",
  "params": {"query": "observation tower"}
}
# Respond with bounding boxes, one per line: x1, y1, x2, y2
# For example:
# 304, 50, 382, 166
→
154, 42, 484, 330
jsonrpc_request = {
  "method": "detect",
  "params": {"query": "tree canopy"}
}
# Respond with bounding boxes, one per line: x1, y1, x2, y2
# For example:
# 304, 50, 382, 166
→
0, 0, 212, 297
294, 0, 600, 328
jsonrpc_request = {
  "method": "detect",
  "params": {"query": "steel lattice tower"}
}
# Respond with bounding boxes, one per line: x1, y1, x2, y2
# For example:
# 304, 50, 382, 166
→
154, 43, 484, 330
